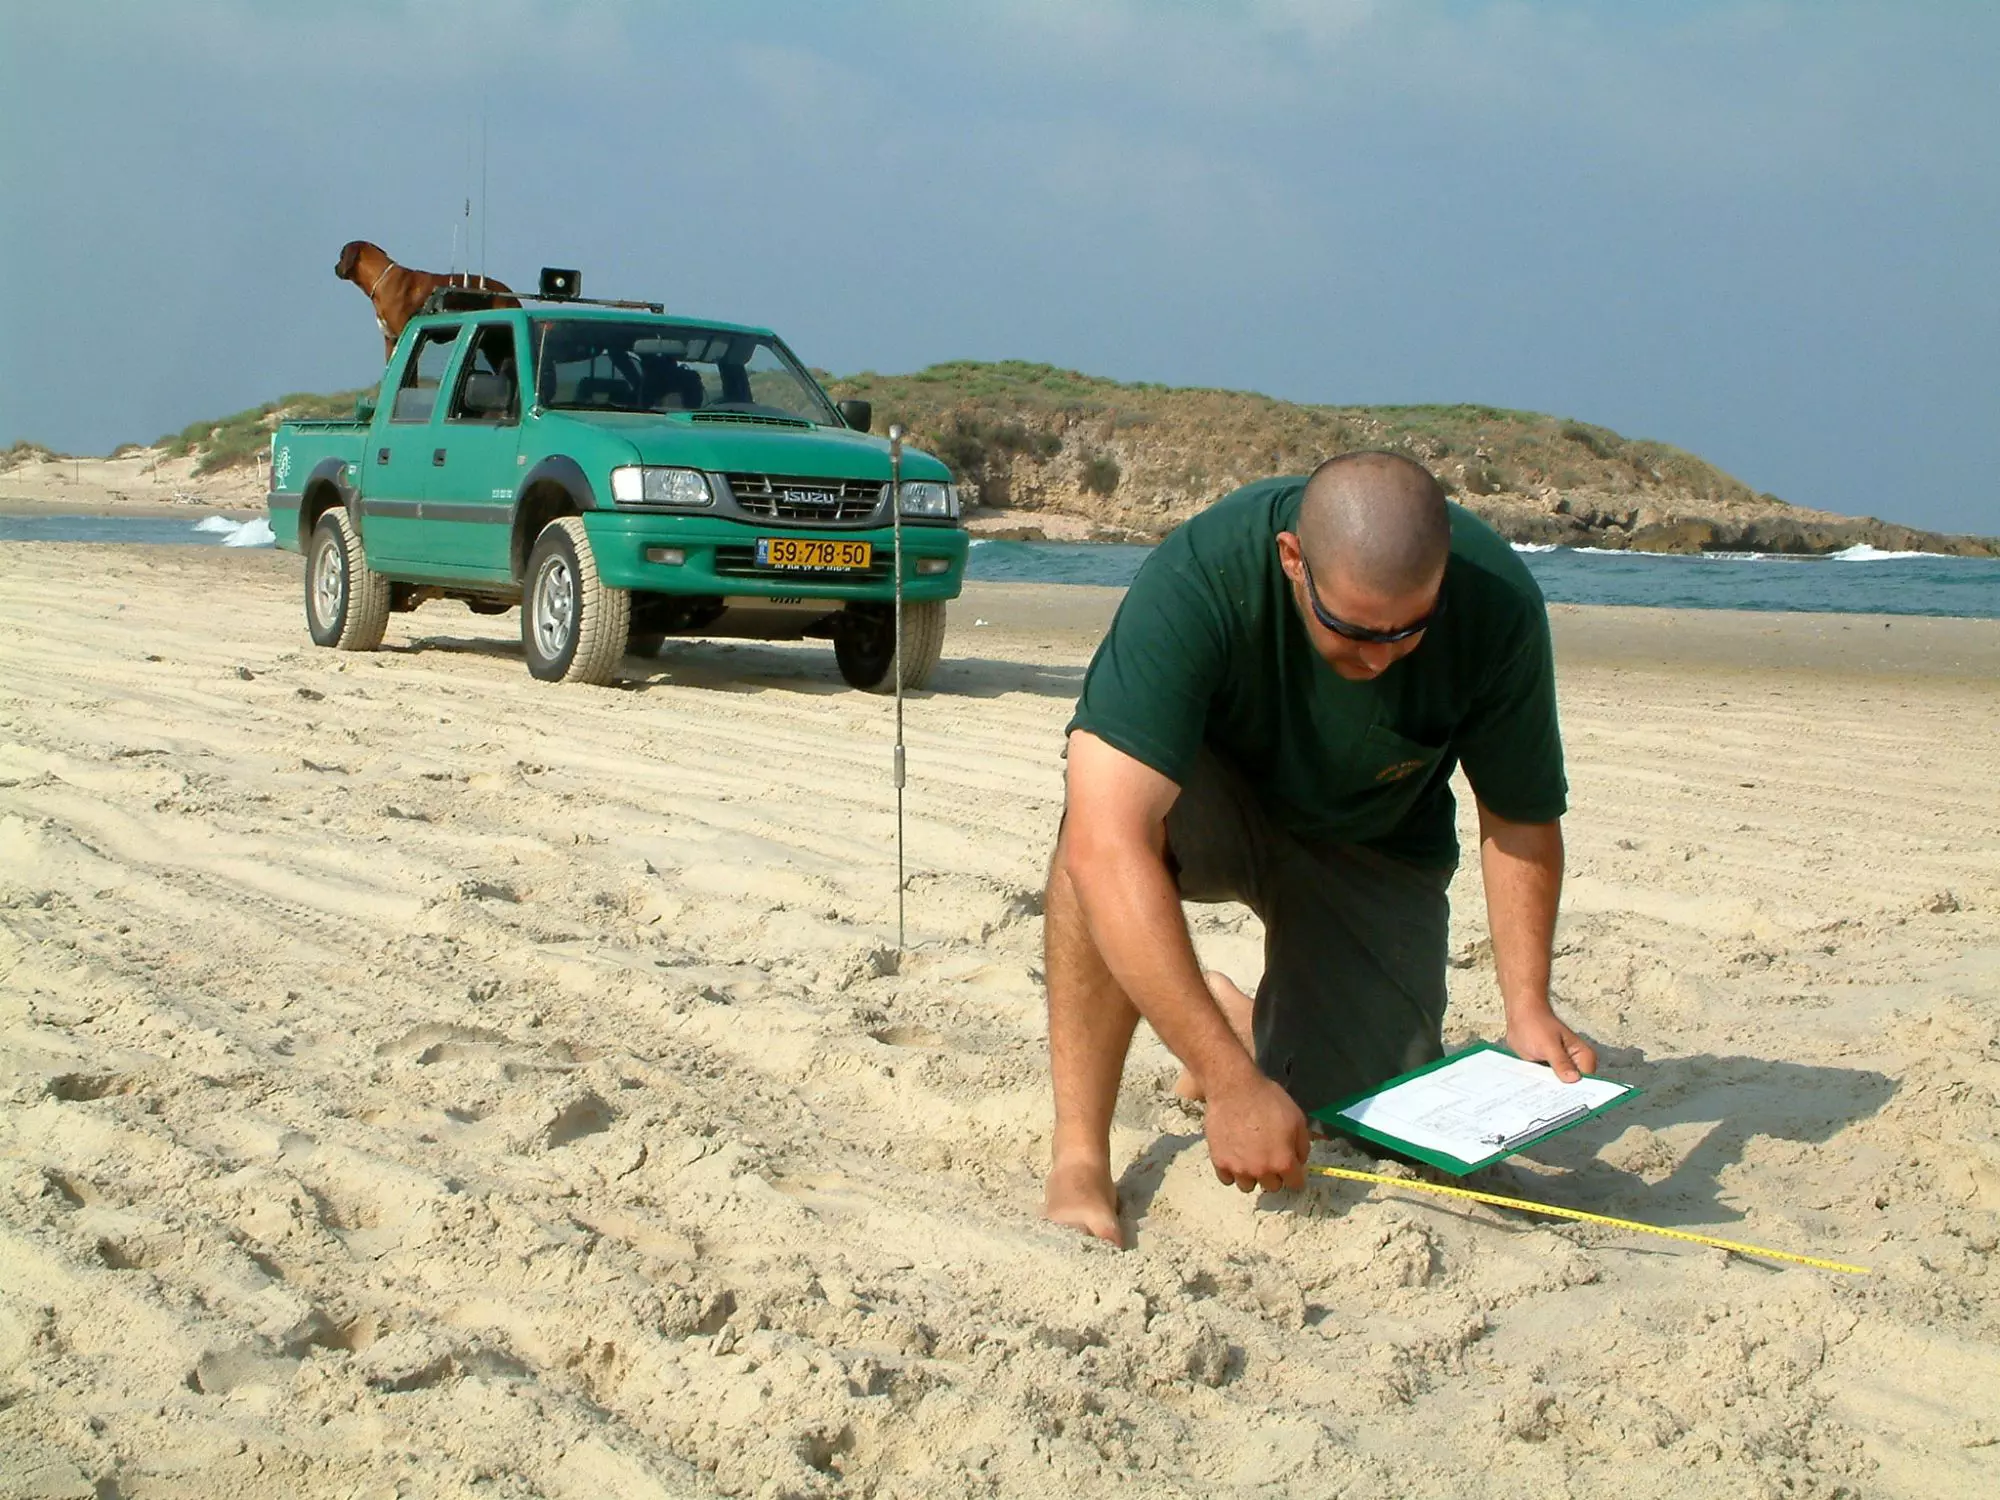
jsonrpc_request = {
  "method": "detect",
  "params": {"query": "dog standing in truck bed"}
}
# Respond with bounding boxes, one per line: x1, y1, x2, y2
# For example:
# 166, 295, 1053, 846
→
335, 240, 517, 360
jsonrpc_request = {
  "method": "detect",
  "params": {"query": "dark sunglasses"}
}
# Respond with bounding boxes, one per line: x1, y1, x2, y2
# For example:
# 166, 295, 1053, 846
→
1298, 555, 1444, 643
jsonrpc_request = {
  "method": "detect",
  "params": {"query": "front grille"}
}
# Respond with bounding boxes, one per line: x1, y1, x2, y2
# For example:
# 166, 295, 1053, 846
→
714, 544, 892, 581
725, 473, 885, 523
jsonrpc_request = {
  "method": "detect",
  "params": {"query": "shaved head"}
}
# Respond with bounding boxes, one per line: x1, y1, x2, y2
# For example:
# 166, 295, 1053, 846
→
1297, 451, 1450, 596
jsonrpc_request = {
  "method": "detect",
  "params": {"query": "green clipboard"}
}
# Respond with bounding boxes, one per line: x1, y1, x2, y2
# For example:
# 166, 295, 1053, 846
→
1310, 1041, 1639, 1176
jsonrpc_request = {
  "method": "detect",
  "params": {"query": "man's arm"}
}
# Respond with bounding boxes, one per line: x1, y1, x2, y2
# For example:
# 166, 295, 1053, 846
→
1475, 802, 1597, 1083
1063, 730, 1310, 1192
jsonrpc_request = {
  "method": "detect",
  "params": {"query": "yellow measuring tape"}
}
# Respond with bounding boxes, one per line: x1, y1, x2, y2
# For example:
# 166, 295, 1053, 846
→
1307, 1165, 1871, 1275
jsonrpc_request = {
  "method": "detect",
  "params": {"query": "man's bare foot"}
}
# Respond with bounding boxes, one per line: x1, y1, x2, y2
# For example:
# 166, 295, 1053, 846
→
1044, 1155, 1124, 1247
1173, 971, 1257, 1102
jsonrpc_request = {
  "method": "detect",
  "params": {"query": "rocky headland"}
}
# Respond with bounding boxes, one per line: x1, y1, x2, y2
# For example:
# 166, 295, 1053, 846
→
833, 362, 1998, 556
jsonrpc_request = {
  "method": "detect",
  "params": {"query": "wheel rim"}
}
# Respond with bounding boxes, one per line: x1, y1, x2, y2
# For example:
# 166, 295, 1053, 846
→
313, 536, 345, 626
533, 555, 576, 657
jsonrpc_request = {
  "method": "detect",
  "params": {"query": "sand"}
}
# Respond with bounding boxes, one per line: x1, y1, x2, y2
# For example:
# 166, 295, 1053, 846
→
0, 542, 1995, 1499
0, 450, 267, 518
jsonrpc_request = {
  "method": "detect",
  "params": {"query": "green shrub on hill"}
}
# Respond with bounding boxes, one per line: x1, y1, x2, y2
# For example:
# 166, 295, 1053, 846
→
1082, 453, 1122, 497
156, 391, 368, 475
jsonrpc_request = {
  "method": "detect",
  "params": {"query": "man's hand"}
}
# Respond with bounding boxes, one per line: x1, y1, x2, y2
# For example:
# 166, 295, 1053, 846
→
1205, 1066, 1311, 1192
1476, 803, 1598, 1080
1505, 1005, 1597, 1083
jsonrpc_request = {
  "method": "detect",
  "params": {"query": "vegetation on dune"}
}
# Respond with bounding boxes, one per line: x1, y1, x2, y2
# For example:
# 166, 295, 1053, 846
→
0, 440, 61, 469
156, 391, 368, 475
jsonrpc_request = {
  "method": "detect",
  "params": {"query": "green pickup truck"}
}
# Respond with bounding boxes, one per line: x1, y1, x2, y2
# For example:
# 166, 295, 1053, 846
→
267, 278, 965, 689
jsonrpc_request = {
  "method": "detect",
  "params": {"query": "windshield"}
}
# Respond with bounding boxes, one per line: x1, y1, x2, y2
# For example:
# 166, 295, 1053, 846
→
529, 319, 841, 425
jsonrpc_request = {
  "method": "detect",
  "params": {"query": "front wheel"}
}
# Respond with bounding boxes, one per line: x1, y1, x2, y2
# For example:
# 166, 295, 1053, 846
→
521, 517, 630, 685
834, 600, 946, 692
305, 508, 390, 651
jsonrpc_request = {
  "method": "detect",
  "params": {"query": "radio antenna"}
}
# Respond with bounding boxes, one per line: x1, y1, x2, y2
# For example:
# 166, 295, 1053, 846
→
452, 110, 472, 278
889, 424, 907, 951
478, 98, 489, 288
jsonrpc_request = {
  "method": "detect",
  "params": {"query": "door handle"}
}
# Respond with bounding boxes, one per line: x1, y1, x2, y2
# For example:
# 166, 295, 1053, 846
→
433, 449, 447, 467
376, 448, 390, 465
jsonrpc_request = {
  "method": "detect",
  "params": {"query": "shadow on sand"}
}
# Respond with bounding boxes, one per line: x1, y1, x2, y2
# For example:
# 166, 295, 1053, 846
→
390, 633, 1086, 701
1504, 1046, 1898, 1228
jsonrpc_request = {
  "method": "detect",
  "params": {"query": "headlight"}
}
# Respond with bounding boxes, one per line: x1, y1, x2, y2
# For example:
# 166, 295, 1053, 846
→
609, 466, 714, 508
897, 481, 959, 518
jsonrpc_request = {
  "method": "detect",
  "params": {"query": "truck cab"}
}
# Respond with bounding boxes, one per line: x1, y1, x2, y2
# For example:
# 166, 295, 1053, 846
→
269, 285, 964, 690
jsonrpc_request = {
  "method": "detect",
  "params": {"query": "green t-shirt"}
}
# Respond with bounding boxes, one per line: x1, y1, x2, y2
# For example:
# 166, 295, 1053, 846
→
1068, 477, 1567, 867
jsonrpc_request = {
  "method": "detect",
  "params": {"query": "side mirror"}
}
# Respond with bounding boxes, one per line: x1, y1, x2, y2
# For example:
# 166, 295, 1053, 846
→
838, 398, 872, 433
354, 396, 377, 423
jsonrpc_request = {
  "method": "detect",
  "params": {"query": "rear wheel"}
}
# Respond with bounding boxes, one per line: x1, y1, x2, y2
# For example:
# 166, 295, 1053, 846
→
305, 508, 390, 650
834, 600, 946, 692
521, 517, 629, 685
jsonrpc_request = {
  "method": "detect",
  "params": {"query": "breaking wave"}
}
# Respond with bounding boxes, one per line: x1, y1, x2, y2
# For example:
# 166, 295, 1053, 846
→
1827, 543, 1947, 562
194, 515, 275, 548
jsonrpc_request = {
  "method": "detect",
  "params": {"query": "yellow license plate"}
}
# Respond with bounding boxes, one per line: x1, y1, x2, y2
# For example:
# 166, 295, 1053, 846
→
756, 537, 872, 570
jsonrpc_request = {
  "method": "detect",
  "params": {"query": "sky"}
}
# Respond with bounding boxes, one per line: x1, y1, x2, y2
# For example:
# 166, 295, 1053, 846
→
1, 0, 1995, 535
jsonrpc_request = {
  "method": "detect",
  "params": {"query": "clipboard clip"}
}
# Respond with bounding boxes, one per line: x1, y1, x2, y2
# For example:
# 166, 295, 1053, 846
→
1479, 1103, 1591, 1151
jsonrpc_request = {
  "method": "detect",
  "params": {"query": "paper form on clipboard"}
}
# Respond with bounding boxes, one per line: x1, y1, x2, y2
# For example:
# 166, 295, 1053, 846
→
1316, 1043, 1637, 1175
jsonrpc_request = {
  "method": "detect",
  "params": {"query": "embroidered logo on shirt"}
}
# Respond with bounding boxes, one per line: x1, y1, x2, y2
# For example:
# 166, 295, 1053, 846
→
1375, 758, 1427, 784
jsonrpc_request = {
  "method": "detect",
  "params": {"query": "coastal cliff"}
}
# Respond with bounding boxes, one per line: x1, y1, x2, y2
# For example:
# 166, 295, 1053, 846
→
832, 362, 1998, 557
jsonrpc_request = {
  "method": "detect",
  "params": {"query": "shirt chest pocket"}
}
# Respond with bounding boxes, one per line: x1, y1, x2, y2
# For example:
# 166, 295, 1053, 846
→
1360, 723, 1447, 790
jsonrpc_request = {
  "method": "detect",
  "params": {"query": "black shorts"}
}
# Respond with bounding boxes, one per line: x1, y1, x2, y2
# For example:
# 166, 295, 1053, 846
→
1164, 748, 1453, 1116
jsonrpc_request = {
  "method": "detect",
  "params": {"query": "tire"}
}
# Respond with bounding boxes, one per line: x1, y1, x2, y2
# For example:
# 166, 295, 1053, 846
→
305, 508, 390, 651
521, 517, 630, 685
834, 600, 946, 692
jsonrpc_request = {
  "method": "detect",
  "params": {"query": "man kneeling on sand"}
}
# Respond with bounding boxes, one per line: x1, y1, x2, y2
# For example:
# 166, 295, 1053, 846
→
1043, 452, 1599, 1246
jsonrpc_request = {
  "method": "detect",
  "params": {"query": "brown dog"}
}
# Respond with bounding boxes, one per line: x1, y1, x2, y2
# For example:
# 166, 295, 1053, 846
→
335, 240, 518, 360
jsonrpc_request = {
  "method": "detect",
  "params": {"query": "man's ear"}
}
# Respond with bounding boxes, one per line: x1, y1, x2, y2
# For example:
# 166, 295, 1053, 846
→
1274, 530, 1305, 582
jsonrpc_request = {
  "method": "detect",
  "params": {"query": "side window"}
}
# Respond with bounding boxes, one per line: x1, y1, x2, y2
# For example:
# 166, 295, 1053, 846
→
392, 328, 461, 422
447, 325, 519, 423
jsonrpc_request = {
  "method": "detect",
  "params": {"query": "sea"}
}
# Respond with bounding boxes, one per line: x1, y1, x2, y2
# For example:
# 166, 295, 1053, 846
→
967, 539, 2000, 619
2, 513, 1997, 620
